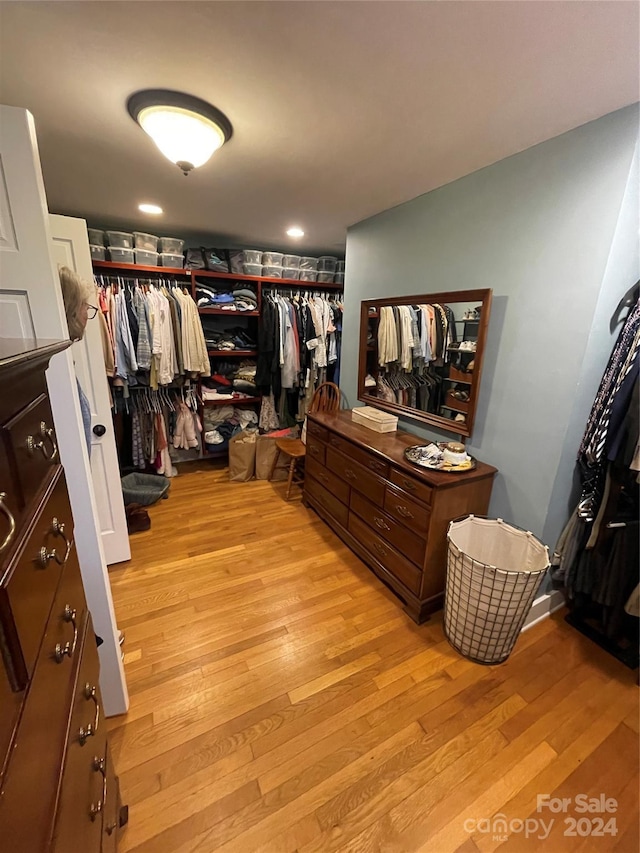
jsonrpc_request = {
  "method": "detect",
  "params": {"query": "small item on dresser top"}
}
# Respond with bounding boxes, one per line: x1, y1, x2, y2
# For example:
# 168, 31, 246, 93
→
351, 406, 398, 433
405, 442, 476, 472
442, 441, 468, 466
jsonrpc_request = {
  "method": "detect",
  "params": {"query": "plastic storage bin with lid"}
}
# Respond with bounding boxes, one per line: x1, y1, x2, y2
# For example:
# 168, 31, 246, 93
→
90, 245, 105, 261
108, 247, 134, 264
282, 255, 300, 268
243, 249, 262, 265
262, 265, 283, 278
317, 256, 338, 273
243, 263, 262, 277
159, 237, 184, 254
299, 257, 318, 271
159, 253, 184, 268
134, 232, 159, 252
334, 272, 345, 285
135, 249, 158, 266
106, 231, 133, 249
299, 269, 318, 282
88, 228, 105, 246
262, 251, 283, 266
317, 272, 335, 284
283, 267, 300, 280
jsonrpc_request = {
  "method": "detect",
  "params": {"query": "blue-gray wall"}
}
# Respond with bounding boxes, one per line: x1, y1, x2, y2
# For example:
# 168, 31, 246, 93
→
341, 105, 639, 551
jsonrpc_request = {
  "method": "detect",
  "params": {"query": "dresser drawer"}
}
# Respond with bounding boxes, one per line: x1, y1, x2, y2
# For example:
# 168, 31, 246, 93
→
350, 491, 425, 566
348, 513, 421, 595
2, 472, 75, 681
305, 436, 326, 466
389, 468, 433, 507
329, 435, 389, 478
0, 440, 21, 560
0, 565, 87, 852
2, 393, 59, 510
0, 654, 22, 784
305, 474, 349, 528
305, 457, 349, 505
101, 747, 123, 853
306, 419, 328, 442
52, 621, 106, 853
326, 448, 386, 506
384, 485, 431, 533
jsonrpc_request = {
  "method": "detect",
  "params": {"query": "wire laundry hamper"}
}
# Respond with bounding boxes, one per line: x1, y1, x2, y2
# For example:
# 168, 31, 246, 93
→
444, 515, 550, 665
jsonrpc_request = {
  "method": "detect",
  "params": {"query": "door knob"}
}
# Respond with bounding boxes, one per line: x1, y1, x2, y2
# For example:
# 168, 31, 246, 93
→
93, 424, 106, 437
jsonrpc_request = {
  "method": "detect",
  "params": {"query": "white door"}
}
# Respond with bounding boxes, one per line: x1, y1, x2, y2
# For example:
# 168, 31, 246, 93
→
49, 214, 131, 566
0, 104, 128, 716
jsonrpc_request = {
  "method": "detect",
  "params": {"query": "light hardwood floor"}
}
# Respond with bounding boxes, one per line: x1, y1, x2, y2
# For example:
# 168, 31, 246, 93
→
107, 463, 639, 853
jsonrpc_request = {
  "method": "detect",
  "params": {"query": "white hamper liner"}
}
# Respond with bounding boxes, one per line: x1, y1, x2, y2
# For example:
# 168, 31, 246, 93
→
444, 515, 549, 665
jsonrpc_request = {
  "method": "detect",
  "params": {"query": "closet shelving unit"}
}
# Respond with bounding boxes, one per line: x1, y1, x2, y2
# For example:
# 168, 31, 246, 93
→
92, 259, 343, 458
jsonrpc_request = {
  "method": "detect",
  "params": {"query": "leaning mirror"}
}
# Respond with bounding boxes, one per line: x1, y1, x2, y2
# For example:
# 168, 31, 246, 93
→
357, 289, 492, 438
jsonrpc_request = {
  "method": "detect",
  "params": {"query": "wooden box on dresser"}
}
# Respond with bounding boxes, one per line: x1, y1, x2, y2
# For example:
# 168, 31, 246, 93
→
303, 411, 498, 623
0, 340, 127, 853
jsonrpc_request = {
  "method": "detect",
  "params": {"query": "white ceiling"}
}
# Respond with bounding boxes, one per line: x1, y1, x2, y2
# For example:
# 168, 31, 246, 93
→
0, 1, 638, 254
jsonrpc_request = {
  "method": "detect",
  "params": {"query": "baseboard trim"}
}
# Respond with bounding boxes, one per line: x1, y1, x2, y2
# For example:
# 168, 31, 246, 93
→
521, 590, 565, 632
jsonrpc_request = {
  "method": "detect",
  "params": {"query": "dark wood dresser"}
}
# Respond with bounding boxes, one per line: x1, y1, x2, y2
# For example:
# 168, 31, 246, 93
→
303, 410, 497, 623
0, 340, 126, 853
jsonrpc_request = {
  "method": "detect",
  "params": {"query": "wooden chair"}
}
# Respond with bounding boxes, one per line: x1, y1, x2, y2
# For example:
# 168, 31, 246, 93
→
268, 382, 340, 500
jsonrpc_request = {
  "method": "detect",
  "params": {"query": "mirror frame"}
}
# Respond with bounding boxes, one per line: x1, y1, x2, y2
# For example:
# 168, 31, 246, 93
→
357, 288, 492, 438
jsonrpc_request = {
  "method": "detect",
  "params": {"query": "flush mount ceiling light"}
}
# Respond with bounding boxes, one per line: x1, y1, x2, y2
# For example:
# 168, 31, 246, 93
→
286, 226, 305, 238
138, 203, 163, 215
127, 90, 233, 176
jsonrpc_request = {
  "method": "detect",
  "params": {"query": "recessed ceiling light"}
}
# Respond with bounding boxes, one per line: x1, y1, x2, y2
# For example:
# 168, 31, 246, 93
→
127, 89, 233, 176
139, 203, 163, 215
286, 227, 304, 238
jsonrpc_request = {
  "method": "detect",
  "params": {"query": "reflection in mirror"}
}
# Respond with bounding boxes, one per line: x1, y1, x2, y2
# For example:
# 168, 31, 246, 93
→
358, 289, 492, 438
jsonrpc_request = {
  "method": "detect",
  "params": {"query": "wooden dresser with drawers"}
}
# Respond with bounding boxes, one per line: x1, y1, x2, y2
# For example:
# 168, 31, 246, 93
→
0, 339, 126, 853
303, 410, 497, 623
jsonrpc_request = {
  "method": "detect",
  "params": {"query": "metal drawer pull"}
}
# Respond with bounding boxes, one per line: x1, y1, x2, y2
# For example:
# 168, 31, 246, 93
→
401, 478, 416, 492
345, 469, 356, 481
369, 461, 385, 472
318, 473, 328, 484
79, 683, 100, 745
373, 542, 387, 558
0, 493, 16, 554
51, 517, 72, 562
54, 605, 78, 663
374, 516, 391, 531
396, 505, 414, 519
330, 438, 340, 448
26, 421, 58, 462
38, 546, 64, 568
309, 445, 319, 456
89, 767, 107, 822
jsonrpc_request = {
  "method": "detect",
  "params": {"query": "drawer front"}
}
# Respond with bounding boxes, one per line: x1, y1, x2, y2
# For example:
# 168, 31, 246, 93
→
384, 485, 431, 533
0, 565, 88, 852
305, 436, 326, 466
329, 436, 389, 479
101, 747, 122, 853
350, 492, 425, 566
53, 622, 106, 853
348, 513, 421, 595
3, 394, 59, 510
0, 655, 22, 784
305, 474, 349, 528
4, 473, 75, 679
326, 448, 386, 507
389, 468, 433, 507
306, 419, 328, 442
0, 440, 21, 560
306, 457, 349, 505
